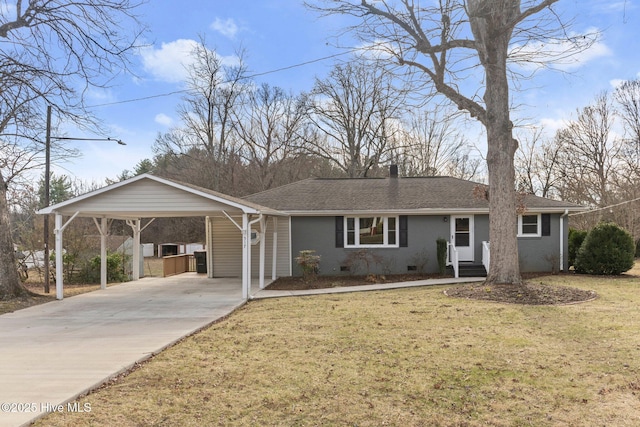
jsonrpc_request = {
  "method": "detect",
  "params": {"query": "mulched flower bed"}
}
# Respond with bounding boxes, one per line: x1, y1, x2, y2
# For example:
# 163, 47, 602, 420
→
445, 281, 597, 305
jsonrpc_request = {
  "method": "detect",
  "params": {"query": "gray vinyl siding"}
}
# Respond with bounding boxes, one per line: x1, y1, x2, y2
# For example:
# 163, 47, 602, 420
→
250, 216, 290, 278
208, 215, 290, 278
290, 215, 450, 276
290, 213, 567, 276
61, 179, 243, 216
210, 216, 242, 277
474, 213, 567, 272
474, 215, 490, 262
517, 213, 567, 272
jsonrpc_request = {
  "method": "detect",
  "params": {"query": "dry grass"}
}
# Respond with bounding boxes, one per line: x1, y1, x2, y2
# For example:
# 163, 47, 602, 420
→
36, 265, 640, 426
0, 258, 164, 315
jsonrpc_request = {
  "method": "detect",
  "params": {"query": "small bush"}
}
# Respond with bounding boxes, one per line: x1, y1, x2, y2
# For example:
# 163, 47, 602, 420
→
341, 249, 383, 275
574, 222, 635, 275
636, 238, 640, 258
568, 228, 588, 268
436, 238, 447, 276
78, 252, 129, 284
409, 248, 429, 274
295, 250, 321, 281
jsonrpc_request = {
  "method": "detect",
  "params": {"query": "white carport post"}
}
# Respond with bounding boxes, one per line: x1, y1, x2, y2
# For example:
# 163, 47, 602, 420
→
247, 214, 263, 296
100, 218, 108, 289
55, 214, 63, 300
259, 216, 266, 290
205, 216, 213, 278
54, 211, 79, 300
92, 217, 111, 289
272, 217, 278, 281
126, 219, 142, 280
242, 213, 250, 299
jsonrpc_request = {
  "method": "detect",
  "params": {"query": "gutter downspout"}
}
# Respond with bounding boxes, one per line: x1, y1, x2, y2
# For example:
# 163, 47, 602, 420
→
560, 209, 569, 272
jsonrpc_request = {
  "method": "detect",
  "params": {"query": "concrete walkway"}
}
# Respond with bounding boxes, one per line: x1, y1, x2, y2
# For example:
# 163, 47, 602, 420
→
250, 276, 483, 299
0, 274, 481, 427
0, 274, 245, 427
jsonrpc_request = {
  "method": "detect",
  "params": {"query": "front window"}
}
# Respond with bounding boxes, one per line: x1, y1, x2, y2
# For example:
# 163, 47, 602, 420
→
518, 214, 541, 237
345, 216, 399, 247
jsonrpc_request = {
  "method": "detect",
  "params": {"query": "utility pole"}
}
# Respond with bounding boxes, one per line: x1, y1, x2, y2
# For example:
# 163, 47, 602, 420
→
41, 105, 125, 294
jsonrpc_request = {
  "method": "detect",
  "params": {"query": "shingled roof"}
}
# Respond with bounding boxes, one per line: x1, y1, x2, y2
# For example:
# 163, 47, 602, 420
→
244, 176, 583, 214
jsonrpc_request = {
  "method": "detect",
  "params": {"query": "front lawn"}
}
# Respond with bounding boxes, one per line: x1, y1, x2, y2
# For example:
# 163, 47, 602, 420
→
38, 268, 640, 426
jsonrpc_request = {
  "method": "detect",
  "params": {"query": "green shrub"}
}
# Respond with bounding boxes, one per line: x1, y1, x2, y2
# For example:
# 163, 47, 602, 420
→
574, 222, 635, 275
79, 252, 129, 284
636, 238, 640, 258
436, 238, 447, 276
568, 228, 588, 268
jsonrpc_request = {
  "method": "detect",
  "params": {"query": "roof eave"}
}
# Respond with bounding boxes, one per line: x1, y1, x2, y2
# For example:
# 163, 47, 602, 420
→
273, 206, 586, 216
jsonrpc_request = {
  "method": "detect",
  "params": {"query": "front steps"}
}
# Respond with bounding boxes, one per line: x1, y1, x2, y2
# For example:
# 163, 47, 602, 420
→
447, 263, 487, 277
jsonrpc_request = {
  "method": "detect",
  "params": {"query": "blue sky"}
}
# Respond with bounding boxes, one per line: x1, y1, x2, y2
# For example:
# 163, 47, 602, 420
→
53, 0, 640, 184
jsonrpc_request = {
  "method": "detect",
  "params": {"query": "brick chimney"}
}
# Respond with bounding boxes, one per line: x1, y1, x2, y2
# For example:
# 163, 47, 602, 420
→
389, 164, 398, 178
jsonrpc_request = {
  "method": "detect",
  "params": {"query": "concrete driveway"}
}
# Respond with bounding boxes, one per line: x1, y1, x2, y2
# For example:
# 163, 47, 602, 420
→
0, 274, 245, 427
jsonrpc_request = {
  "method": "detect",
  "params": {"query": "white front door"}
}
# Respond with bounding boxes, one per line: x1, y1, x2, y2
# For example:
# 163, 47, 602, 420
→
451, 215, 474, 261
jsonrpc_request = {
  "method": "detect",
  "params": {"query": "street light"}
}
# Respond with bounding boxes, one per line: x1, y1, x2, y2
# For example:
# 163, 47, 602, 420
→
42, 105, 126, 293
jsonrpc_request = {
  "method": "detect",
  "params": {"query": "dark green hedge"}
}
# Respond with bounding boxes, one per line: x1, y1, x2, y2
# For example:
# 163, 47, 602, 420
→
575, 222, 635, 275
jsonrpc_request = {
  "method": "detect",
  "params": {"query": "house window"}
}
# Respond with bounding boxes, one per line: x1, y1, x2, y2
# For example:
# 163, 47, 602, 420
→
345, 216, 399, 247
518, 214, 541, 237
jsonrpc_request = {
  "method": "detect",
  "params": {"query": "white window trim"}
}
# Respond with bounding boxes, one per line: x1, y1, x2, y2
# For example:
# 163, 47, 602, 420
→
518, 213, 541, 237
344, 216, 400, 248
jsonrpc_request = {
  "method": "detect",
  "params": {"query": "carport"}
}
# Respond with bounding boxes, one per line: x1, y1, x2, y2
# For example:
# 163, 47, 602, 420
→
37, 174, 289, 301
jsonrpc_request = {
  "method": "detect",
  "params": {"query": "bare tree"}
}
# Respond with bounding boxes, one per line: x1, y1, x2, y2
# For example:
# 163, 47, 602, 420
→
0, 0, 145, 299
555, 92, 622, 208
515, 127, 562, 198
235, 83, 309, 191
307, 0, 594, 285
614, 80, 640, 196
305, 59, 407, 178
394, 105, 482, 179
153, 39, 248, 194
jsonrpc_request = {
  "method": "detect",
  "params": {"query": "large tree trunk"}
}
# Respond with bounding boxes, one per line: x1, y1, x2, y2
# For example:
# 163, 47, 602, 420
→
0, 173, 28, 299
470, 0, 522, 285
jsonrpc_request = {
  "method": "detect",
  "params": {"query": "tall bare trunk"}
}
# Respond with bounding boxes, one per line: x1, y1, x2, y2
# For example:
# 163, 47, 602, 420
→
470, 0, 522, 285
0, 173, 27, 299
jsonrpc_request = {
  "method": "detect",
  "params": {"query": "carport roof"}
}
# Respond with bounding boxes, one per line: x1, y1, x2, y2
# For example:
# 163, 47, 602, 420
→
37, 174, 287, 219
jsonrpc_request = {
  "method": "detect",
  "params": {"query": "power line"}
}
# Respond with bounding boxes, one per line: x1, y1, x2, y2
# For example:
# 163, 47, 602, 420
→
87, 50, 354, 109
569, 196, 640, 217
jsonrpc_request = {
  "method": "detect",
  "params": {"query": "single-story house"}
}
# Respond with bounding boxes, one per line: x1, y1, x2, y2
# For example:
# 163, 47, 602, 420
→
38, 169, 582, 301
241, 167, 583, 278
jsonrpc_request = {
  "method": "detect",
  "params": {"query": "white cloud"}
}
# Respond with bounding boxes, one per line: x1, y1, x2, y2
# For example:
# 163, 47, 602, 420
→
140, 38, 241, 83
509, 28, 611, 72
354, 39, 398, 61
155, 113, 174, 127
0, 2, 14, 15
210, 17, 239, 39
610, 79, 626, 89
538, 117, 569, 135
83, 87, 116, 104
140, 39, 199, 83
590, 0, 634, 14
610, 72, 640, 89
